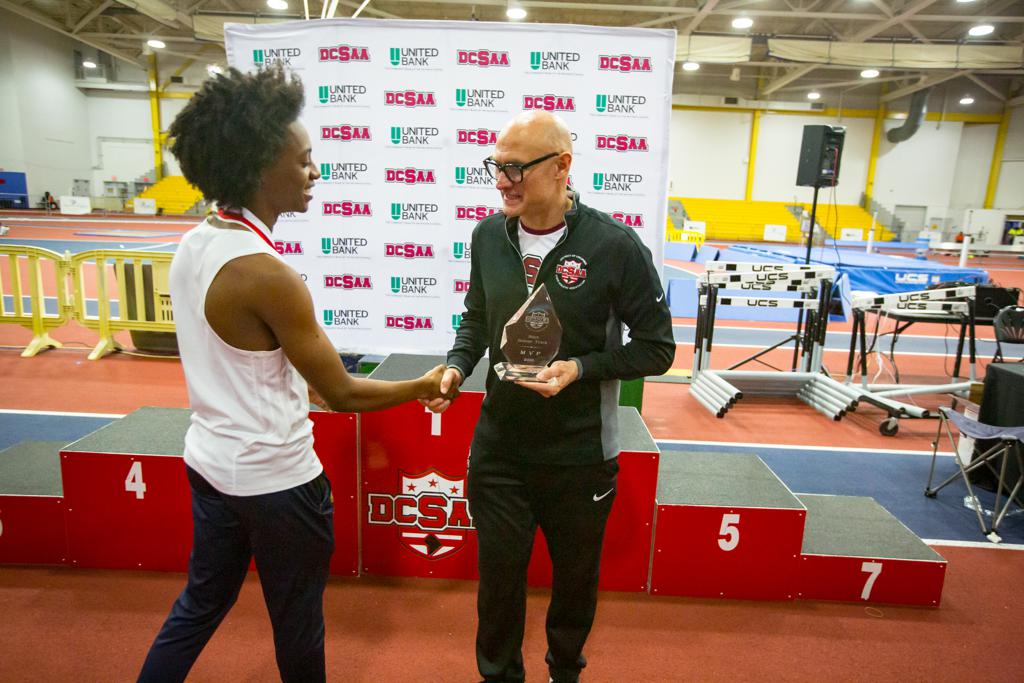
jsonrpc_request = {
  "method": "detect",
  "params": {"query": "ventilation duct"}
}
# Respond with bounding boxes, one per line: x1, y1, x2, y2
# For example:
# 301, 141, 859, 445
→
887, 88, 931, 144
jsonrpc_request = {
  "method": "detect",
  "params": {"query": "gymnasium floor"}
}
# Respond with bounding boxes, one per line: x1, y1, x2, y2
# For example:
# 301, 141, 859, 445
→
2, 212, 1023, 681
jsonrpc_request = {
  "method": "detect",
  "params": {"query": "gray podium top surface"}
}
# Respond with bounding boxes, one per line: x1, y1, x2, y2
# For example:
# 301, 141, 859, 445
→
798, 494, 944, 561
0, 441, 64, 496
617, 407, 657, 453
657, 451, 802, 509
64, 407, 191, 457
368, 353, 489, 392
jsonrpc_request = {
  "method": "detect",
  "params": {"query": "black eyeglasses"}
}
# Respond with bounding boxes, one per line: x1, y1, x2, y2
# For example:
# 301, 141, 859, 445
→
483, 152, 560, 183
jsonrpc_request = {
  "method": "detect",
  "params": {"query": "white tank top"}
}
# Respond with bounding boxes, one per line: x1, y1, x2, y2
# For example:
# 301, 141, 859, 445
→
170, 210, 321, 496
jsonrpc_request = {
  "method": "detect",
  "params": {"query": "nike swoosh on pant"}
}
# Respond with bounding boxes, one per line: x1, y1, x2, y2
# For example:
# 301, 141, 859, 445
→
592, 488, 614, 502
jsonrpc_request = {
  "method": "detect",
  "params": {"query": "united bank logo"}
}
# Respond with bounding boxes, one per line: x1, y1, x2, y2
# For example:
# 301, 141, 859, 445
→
595, 94, 648, 116
320, 236, 369, 258
389, 126, 441, 147
457, 128, 498, 146
252, 47, 300, 67
385, 167, 436, 185
324, 274, 372, 290
451, 314, 463, 331
322, 200, 372, 217
610, 211, 645, 228
322, 308, 370, 328
389, 47, 440, 68
523, 94, 576, 112
454, 88, 506, 110
457, 49, 510, 67
318, 45, 370, 63
389, 276, 439, 297
451, 240, 472, 261
529, 51, 581, 72
318, 162, 370, 184
595, 134, 649, 152
599, 54, 653, 73
592, 172, 643, 193
389, 202, 440, 224
317, 84, 368, 106
385, 90, 437, 107
454, 166, 492, 187
367, 469, 474, 559
321, 124, 372, 141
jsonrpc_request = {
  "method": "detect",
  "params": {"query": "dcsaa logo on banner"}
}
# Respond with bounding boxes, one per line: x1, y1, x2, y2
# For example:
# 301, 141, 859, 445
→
224, 19, 675, 355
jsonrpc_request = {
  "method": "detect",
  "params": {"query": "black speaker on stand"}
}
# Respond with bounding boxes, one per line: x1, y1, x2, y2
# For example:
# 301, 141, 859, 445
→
792, 124, 845, 368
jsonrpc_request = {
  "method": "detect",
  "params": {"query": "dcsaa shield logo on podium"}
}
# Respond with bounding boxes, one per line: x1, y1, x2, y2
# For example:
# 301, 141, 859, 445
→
366, 469, 474, 559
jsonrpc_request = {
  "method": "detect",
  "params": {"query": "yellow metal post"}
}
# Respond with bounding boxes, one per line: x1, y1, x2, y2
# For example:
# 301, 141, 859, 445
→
148, 52, 163, 181
744, 110, 761, 202
984, 106, 1011, 209
864, 103, 886, 207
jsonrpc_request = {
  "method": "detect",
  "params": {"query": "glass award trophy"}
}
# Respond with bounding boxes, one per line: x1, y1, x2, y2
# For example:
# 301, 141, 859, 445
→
494, 283, 563, 382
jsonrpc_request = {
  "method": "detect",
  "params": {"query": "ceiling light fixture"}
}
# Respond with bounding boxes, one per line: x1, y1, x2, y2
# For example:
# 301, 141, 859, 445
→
968, 24, 994, 37
860, 69, 880, 79
267, 0, 288, 9
959, 96, 975, 105
807, 91, 821, 100
207, 64, 223, 75
82, 60, 97, 69
506, 2, 527, 19
682, 61, 700, 71
147, 39, 166, 49
731, 17, 753, 30
956, 0, 977, 3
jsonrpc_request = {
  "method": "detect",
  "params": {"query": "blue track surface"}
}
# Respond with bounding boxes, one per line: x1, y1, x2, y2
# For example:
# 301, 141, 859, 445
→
0, 413, 114, 451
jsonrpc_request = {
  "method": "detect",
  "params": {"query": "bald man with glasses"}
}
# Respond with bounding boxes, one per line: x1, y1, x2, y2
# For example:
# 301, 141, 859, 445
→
424, 111, 674, 683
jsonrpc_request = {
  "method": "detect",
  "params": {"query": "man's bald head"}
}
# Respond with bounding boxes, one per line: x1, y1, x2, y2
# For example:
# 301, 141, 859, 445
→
497, 111, 573, 156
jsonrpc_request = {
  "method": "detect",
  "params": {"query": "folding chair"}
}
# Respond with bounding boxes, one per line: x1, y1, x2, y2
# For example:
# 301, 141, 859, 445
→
926, 406, 1024, 543
992, 305, 1024, 363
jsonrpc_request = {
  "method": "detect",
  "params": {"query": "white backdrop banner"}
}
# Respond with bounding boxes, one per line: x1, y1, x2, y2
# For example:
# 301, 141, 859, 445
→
224, 18, 675, 355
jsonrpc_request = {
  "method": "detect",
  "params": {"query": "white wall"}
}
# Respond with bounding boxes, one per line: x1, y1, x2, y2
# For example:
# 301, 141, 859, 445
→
87, 94, 155, 189
994, 107, 1024, 210
873, 119, 962, 212
668, 109, 749, 199
0, 11, 92, 201
751, 112, 872, 205
950, 123, 997, 210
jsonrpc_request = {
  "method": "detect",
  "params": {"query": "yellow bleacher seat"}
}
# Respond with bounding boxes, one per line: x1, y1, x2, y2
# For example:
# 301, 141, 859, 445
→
673, 198, 803, 242
797, 203, 896, 241
134, 176, 204, 215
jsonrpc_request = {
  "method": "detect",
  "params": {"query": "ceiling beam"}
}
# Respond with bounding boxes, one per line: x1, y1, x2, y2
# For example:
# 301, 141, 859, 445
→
1008, 94, 1024, 108
72, 0, 114, 34
881, 71, 971, 102
777, 74, 906, 92
762, 64, 819, 96
966, 74, 1007, 101
680, 0, 720, 36
846, 0, 939, 42
0, 0, 144, 68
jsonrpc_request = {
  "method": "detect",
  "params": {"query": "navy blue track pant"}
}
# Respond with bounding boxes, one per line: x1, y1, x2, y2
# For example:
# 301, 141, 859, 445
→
137, 465, 334, 683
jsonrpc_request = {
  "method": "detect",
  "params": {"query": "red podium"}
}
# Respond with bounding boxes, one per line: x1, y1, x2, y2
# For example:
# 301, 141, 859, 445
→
649, 451, 806, 600
0, 440, 67, 565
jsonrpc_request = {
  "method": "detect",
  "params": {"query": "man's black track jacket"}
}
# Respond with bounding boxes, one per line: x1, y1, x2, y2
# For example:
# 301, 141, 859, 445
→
446, 192, 675, 466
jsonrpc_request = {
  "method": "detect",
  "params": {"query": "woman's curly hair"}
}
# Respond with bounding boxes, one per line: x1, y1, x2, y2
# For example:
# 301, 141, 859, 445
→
169, 67, 304, 208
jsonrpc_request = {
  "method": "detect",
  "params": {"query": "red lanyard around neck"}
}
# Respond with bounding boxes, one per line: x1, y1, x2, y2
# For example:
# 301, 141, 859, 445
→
217, 208, 275, 251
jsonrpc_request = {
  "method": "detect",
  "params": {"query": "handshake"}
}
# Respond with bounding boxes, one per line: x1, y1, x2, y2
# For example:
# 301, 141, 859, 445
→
419, 365, 463, 414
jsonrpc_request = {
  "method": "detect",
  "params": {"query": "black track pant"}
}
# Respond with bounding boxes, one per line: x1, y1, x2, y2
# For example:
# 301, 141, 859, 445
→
467, 453, 618, 683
